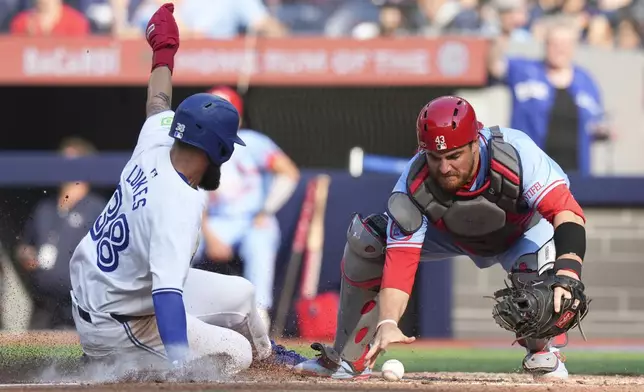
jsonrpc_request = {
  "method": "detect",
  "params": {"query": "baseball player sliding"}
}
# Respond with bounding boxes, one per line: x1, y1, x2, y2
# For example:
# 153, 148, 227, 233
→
294, 96, 589, 380
68, 3, 307, 378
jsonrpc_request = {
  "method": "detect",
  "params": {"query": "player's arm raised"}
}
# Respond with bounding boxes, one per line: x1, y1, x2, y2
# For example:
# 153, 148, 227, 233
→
145, 3, 179, 119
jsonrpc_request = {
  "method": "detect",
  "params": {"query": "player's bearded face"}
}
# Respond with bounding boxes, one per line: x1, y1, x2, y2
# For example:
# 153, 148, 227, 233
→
426, 142, 477, 193
199, 164, 222, 191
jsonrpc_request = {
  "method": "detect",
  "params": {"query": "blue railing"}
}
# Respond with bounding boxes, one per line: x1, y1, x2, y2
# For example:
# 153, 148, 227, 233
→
0, 150, 643, 205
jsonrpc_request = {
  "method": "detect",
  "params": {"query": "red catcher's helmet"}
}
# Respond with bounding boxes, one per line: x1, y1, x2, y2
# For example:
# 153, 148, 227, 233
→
416, 96, 482, 152
206, 86, 244, 119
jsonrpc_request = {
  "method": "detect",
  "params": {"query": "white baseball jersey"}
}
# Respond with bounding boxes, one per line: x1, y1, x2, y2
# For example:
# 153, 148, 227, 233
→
69, 110, 206, 316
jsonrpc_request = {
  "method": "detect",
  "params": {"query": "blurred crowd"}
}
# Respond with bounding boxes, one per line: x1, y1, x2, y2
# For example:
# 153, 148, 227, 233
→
0, 0, 642, 49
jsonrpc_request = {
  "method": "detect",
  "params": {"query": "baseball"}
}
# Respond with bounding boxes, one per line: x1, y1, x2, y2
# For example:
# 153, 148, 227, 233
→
381, 359, 405, 381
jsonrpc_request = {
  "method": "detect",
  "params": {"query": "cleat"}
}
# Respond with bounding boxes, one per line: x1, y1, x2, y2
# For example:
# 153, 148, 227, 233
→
293, 343, 372, 380
523, 349, 568, 380
294, 358, 372, 380
268, 340, 308, 368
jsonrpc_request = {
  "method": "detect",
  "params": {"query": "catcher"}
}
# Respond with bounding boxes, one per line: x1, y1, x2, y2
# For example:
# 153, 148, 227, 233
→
294, 96, 589, 380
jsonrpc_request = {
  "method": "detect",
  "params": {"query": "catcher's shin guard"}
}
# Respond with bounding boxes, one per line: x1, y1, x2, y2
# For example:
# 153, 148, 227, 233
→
332, 213, 387, 364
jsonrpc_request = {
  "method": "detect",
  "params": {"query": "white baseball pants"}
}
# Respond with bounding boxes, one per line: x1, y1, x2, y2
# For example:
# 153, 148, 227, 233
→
71, 268, 271, 380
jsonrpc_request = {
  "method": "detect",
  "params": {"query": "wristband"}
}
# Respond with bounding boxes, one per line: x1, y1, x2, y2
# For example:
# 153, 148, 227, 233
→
553, 257, 582, 279
152, 47, 176, 74
376, 319, 397, 330
553, 222, 586, 259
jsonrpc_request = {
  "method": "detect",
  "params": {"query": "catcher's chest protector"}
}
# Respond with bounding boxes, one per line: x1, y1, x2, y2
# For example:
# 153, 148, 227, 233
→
404, 127, 541, 256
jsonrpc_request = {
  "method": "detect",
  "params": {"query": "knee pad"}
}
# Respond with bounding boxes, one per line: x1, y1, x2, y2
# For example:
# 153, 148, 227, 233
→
342, 212, 387, 286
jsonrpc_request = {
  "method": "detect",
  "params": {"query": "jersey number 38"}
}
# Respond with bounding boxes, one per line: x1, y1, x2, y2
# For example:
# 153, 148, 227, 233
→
90, 185, 130, 272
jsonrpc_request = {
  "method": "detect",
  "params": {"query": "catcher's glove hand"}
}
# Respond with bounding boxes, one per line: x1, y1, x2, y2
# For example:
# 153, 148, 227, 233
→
491, 272, 590, 341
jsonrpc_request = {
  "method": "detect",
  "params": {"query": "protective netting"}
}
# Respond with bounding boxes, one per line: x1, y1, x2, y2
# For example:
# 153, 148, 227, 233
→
243, 86, 457, 168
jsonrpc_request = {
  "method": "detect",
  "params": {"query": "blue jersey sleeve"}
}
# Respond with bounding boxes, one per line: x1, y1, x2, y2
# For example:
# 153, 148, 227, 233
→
576, 68, 605, 124
153, 292, 188, 364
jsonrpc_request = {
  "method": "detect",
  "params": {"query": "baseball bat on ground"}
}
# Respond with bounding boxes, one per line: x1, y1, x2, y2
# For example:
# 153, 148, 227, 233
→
294, 174, 338, 341
299, 174, 331, 300
271, 178, 318, 338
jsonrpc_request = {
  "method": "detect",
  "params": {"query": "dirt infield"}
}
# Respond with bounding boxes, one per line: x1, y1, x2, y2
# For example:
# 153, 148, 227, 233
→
1, 355, 644, 392
2, 372, 644, 392
3, 332, 644, 391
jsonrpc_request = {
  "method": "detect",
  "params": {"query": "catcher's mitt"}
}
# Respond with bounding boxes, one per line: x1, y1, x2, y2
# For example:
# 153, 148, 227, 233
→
491, 272, 590, 341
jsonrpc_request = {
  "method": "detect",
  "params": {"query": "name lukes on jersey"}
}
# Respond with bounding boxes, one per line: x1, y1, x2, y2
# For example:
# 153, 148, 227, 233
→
126, 165, 150, 211
382, 127, 586, 295
69, 111, 206, 316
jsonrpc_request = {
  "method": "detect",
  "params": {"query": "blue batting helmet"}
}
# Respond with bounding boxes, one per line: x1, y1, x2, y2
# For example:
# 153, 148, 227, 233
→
169, 93, 245, 165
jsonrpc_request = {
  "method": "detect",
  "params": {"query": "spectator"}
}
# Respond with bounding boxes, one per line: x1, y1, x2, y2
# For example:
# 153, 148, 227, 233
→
484, 0, 532, 41
595, 0, 633, 25
267, 0, 335, 35
585, 13, 614, 47
615, 15, 643, 49
78, 0, 142, 36
14, 137, 105, 330
10, 0, 90, 36
526, 0, 562, 30
324, 0, 380, 37
350, 0, 418, 38
417, 0, 462, 36
131, 0, 198, 38
488, 16, 610, 175
559, 0, 592, 35
445, 0, 485, 34
132, 0, 288, 39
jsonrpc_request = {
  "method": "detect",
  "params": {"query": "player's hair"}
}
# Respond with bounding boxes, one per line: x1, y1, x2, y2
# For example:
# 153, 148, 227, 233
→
58, 136, 97, 156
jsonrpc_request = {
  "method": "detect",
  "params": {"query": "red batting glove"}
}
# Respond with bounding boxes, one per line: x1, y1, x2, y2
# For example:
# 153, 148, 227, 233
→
145, 3, 179, 74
